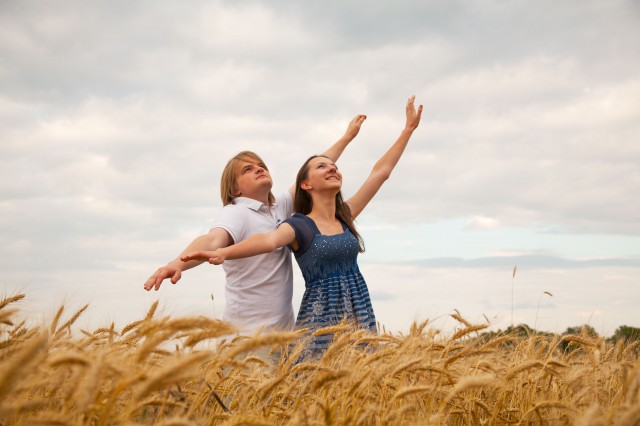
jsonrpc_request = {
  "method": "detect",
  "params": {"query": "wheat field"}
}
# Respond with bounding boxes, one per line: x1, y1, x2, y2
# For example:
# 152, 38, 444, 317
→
1, 294, 639, 425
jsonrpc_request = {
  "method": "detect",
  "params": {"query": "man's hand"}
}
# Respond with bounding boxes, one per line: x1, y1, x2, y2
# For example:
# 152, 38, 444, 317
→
144, 262, 183, 291
143, 229, 233, 292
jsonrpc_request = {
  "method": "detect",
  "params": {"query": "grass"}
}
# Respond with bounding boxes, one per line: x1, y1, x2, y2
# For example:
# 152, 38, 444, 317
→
1, 293, 639, 425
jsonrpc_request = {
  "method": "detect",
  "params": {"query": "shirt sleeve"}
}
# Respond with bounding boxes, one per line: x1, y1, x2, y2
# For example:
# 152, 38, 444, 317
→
281, 213, 316, 257
275, 191, 293, 219
210, 205, 247, 244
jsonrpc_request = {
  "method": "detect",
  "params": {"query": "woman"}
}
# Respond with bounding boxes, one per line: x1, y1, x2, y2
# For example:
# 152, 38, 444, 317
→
182, 96, 423, 355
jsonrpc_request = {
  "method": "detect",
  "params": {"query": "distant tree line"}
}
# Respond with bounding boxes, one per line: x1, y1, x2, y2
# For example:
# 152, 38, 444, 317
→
476, 324, 640, 352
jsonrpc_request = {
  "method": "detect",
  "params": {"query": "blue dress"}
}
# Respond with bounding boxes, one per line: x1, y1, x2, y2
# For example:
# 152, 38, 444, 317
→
283, 213, 377, 356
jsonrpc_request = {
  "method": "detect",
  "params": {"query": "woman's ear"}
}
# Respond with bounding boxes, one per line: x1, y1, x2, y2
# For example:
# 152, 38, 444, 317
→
233, 186, 241, 196
300, 181, 312, 190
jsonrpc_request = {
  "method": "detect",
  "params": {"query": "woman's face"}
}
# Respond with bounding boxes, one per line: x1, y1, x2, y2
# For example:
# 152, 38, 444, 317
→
303, 156, 342, 192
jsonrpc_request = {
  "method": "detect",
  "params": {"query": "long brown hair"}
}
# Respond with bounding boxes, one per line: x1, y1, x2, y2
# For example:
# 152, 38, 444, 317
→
220, 151, 275, 206
294, 155, 365, 253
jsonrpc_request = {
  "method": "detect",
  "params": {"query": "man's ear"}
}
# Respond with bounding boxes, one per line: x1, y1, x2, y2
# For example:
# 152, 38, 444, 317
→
233, 186, 241, 196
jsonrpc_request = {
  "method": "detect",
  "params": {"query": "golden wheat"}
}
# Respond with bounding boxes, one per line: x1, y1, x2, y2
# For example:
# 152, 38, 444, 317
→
0, 293, 639, 425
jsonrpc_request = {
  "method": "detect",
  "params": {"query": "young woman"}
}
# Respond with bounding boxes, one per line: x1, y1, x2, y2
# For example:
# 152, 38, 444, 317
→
182, 96, 423, 354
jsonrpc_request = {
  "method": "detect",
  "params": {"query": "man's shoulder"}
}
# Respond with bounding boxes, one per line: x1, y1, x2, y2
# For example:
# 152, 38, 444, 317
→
211, 203, 253, 233
215, 204, 238, 216
274, 191, 292, 203
274, 191, 293, 216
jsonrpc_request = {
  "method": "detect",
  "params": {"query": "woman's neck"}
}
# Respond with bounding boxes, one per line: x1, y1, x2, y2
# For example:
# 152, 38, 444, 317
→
308, 193, 337, 223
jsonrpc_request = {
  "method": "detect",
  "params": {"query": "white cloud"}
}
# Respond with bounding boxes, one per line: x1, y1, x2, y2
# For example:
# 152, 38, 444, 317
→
182, 3, 315, 51
464, 216, 501, 231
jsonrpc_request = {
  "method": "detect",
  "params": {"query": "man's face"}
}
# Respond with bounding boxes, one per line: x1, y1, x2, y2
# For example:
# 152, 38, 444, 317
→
234, 159, 273, 198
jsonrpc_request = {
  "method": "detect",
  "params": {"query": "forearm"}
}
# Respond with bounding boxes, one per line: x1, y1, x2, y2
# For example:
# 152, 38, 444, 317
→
168, 235, 207, 271
322, 135, 352, 163
322, 114, 366, 162
173, 231, 229, 271
372, 95, 422, 178
221, 233, 278, 260
372, 127, 415, 180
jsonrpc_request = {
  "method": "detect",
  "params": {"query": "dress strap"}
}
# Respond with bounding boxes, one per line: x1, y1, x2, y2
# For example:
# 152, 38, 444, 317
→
300, 214, 322, 234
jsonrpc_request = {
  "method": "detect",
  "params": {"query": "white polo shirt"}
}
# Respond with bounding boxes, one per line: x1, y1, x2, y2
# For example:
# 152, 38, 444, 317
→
211, 192, 294, 335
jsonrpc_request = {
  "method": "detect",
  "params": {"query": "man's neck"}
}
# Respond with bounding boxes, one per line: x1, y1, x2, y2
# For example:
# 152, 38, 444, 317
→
243, 193, 271, 206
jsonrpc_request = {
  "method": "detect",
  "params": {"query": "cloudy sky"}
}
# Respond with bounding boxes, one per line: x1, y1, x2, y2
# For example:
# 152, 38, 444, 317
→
1, 1, 639, 336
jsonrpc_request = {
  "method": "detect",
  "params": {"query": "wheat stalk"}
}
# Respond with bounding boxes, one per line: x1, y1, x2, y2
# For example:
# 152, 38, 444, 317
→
0, 294, 25, 311
451, 324, 488, 340
0, 333, 48, 402
135, 351, 212, 402
391, 385, 435, 401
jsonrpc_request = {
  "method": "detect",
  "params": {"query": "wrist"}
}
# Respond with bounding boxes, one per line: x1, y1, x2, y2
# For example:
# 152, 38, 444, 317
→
339, 134, 353, 144
170, 259, 186, 269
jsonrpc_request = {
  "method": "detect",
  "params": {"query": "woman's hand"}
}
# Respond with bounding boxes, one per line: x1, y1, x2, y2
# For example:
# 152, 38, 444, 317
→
181, 249, 227, 265
405, 95, 423, 132
343, 114, 367, 141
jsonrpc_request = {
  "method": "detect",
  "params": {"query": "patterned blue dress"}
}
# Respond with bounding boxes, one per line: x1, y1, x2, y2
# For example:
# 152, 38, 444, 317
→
283, 213, 377, 356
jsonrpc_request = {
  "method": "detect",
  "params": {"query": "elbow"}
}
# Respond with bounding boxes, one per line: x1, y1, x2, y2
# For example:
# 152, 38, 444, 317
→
264, 236, 281, 253
376, 167, 392, 182
266, 241, 279, 253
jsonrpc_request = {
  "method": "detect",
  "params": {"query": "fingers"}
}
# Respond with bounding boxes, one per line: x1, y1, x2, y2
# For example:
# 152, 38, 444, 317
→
407, 95, 416, 109
406, 96, 422, 115
144, 269, 164, 291
170, 270, 182, 284
349, 114, 367, 130
180, 252, 200, 262
153, 271, 167, 291
143, 278, 154, 291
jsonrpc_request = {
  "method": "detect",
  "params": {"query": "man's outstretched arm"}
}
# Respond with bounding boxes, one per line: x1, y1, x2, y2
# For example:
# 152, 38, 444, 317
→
143, 227, 233, 291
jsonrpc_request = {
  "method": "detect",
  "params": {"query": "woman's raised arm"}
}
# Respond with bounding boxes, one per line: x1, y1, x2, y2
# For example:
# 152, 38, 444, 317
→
346, 96, 423, 219
288, 114, 367, 199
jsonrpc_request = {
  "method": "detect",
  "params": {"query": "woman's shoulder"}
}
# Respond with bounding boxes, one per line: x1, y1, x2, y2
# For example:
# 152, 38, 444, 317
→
283, 213, 319, 256
284, 213, 312, 228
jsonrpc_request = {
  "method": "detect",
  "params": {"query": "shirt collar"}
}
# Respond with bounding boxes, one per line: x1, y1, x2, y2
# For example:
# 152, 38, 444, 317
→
232, 196, 276, 211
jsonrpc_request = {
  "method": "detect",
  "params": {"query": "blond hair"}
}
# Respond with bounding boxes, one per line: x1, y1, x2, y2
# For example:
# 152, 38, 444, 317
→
220, 151, 275, 206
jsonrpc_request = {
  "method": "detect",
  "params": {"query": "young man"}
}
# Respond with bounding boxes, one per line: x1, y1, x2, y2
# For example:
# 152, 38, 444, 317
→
143, 114, 366, 335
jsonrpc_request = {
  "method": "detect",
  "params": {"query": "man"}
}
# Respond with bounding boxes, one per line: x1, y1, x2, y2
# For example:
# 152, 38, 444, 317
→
143, 114, 366, 335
